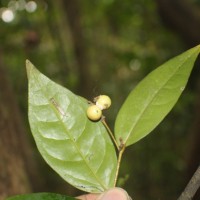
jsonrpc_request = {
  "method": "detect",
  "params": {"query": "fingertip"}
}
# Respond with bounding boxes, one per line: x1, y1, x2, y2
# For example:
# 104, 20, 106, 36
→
77, 193, 99, 200
97, 188, 131, 200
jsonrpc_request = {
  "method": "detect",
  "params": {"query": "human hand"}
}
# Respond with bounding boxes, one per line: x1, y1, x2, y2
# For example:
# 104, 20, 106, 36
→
77, 187, 131, 200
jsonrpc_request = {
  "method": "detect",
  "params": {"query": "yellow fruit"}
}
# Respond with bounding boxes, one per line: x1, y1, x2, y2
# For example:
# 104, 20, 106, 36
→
96, 95, 111, 110
86, 105, 102, 121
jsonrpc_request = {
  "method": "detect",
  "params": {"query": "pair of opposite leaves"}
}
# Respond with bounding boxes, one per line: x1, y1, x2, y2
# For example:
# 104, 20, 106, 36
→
27, 45, 200, 193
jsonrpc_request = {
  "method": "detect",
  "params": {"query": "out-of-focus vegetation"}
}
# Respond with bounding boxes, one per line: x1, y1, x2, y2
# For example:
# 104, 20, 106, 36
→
0, 0, 200, 199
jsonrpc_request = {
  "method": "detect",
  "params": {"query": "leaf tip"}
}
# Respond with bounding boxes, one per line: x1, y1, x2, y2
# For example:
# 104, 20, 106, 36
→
193, 44, 200, 53
25, 59, 34, 79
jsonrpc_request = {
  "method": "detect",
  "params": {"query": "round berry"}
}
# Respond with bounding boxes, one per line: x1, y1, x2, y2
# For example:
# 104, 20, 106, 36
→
96, 95, 111, 110
86, 105, 102, 121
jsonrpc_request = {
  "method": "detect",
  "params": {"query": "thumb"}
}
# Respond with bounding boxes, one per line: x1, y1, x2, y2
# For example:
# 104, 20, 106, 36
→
97, 188, 131, 200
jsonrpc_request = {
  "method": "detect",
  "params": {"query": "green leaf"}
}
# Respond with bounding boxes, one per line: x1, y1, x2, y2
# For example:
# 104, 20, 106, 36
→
114, 45, 200, 146
6, 193, 76, 200
26, 61, 117, 193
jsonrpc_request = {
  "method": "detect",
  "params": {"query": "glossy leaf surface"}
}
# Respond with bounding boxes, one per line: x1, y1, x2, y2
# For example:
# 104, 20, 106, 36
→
115, 45, 200, 146
7, 193, 76, 200
27, 61, 117, 193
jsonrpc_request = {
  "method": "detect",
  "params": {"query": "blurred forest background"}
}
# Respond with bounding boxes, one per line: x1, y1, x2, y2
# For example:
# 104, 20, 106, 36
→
1, 0, 200, 199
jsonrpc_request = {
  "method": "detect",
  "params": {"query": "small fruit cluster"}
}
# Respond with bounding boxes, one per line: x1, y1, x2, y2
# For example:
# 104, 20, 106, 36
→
86, 95, 111, 121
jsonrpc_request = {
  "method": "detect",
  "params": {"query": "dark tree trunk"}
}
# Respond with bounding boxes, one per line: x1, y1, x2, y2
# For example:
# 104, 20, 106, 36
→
155, 0, 200, 47
0, 59, 32, 198
185, 80, 200, 199
61, 0, 93, 98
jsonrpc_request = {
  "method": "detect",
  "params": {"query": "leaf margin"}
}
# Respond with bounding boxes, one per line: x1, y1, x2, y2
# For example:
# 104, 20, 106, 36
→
26, 60, 117, 193
114, 45, 200, 146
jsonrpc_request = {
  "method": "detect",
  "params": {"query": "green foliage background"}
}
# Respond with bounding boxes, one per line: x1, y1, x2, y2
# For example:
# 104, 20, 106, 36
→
0, 0, 199, 199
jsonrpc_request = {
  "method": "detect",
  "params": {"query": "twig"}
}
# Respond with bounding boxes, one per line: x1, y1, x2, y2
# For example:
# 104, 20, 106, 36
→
101, 118, 119, 150
101, 118, 126, 187
114, 144, 125, 187
177, 165, 200, 200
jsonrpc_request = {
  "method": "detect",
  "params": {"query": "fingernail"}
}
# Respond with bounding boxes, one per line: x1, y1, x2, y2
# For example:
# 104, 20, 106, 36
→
97, 188, 131, 200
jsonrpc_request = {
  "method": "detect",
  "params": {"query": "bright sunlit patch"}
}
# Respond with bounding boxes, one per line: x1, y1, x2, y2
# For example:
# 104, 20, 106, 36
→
1, 9, 15, 23
25, 1, 37, 13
